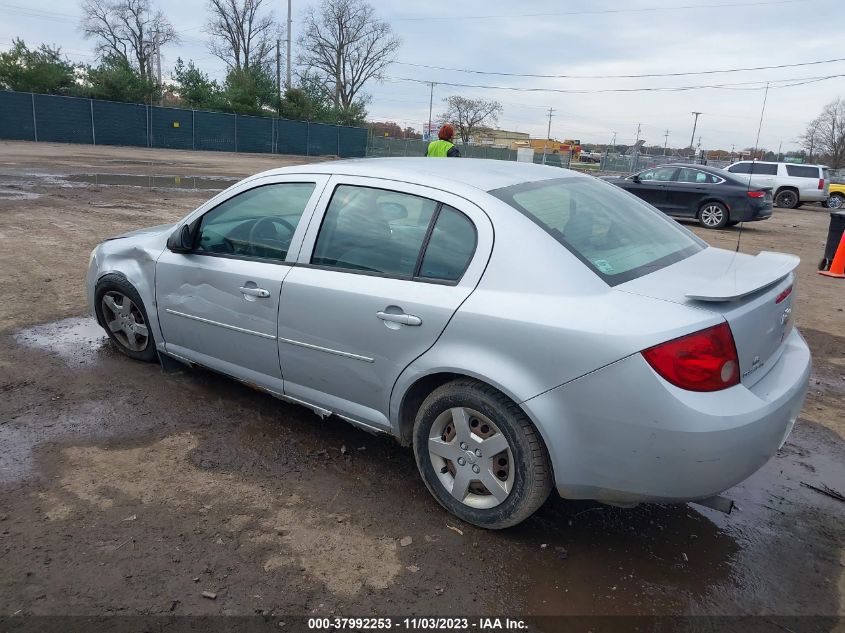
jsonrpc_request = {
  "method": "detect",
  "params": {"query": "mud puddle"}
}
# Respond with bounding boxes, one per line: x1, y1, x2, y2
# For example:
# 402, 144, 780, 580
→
14, 317, 113, 367
65, 173, 238, 190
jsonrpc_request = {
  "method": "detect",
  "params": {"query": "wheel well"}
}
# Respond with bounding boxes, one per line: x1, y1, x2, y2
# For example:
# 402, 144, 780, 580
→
397, 372, 459, 445
775, 186, 799, 197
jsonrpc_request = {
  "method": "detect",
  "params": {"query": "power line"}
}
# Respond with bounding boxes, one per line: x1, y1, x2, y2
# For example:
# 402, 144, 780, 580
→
391, 0, 812, 21
388, 73, 845, 95
394, 56, 845, 80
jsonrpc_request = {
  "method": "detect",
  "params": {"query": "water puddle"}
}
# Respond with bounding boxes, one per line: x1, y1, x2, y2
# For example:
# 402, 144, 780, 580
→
14, 316, 114, 367
65, 173, 238, 191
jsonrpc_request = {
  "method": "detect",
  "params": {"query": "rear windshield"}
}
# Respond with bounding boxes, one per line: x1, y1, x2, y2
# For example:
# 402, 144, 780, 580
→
490, 177, 705, 285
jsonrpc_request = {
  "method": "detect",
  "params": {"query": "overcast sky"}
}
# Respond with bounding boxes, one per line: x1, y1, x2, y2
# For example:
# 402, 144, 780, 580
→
2, 0, 843, 151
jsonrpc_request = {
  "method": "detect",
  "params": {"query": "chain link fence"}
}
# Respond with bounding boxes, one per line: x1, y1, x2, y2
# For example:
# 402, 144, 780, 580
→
0, 90, 368, 158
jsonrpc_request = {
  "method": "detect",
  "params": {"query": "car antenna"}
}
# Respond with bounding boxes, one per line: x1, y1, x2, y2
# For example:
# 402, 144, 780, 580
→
737, 81, 770, 254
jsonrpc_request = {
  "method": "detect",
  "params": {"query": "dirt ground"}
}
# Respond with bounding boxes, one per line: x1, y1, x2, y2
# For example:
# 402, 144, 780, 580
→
0, 141, 843, 625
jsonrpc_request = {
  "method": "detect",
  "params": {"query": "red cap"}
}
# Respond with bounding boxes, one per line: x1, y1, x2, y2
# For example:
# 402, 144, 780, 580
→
438, 124, 455, 141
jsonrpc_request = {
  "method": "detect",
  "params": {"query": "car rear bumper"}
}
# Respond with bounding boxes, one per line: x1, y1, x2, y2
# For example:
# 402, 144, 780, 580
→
522, 327, 811, 505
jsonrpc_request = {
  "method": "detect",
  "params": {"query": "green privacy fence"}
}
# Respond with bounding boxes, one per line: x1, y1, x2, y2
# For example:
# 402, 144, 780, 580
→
366, 135, 575, 167
0, 90, 367, 158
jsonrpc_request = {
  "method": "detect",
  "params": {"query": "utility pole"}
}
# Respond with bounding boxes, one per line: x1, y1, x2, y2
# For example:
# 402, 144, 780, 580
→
777, 139, 783, 161
155, 31, 162, 106
542, 107, 555, 165
689, 111, 702, 158
427, 82, 436, 140
730, 144, 736, 162
610, 131, 617, 151
286, 0, 292, 89
663, 129, 669, 155
697, 136, 702, 163
276, 38, 281, 111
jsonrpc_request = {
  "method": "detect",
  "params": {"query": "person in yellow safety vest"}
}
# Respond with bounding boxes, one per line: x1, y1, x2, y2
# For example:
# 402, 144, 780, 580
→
426, 124, 461, 157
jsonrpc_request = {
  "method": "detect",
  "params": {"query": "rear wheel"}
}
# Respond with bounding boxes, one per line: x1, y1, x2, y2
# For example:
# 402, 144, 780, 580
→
413, 379, 552, 529
774, 189, 799, 209
698, 201, 729, 229
94, 276, 157, 362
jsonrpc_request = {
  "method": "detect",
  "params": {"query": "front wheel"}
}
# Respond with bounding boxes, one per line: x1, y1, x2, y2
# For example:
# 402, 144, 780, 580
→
94, 276, 158, 362
698, 201, 729, 229
413, 379, 552, 529
826, 193, 844, 209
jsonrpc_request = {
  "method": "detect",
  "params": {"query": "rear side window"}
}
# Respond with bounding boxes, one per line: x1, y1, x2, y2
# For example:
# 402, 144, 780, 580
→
728, 163, 751, 174
491, 177, 705, 285
785, 164, 820, 178
312, 185, 437, 276
751, 163, 778, 175
419, 206, 477, 281
676, 168, 719, 184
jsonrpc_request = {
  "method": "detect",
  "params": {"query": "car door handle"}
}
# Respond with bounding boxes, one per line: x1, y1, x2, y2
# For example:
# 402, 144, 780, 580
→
376, 311, 422, 326
240, 286, 270, 298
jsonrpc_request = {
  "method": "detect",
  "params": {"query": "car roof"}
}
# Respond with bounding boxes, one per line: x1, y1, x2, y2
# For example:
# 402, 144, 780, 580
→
640, 163, 727, 175
261, 157, 585, 192
729, 160, 827, 168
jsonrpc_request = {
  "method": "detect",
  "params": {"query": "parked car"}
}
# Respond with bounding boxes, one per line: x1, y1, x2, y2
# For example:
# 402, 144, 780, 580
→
725, 161, 829, 209
604, 163, 772, 229
86, 159, 810, 529
824, 181, 845, 209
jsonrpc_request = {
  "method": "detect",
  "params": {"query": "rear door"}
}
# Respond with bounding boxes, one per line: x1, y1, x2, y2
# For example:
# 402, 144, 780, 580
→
155, 175, 329, 393
276, 177, 493, 429
665, 167, 716, 216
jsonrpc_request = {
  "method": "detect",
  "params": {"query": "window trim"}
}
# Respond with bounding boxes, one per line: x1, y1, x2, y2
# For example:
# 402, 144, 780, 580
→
306, 183, 478, 285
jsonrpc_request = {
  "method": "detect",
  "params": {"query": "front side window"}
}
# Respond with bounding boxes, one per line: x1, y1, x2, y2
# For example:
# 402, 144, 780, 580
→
312, 185, 438, 276
196, 182, 316, 261
635, 167, 677, 181
728, 163, 751, 174
491, 177, 705, 285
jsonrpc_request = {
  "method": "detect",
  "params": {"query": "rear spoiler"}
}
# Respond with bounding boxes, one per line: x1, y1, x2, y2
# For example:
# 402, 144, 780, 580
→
685, 251, 799, 302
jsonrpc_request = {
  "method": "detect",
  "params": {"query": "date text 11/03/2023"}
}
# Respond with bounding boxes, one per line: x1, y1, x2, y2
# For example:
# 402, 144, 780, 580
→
307, 617, 529, 630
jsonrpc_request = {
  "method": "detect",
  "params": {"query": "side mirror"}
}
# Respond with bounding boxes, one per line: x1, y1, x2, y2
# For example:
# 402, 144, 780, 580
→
631, 174, 641, 183
167, 224, 194, 253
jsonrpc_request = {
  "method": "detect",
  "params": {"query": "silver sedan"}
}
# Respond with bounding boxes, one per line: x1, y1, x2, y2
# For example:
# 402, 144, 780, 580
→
86, 158, 811, 528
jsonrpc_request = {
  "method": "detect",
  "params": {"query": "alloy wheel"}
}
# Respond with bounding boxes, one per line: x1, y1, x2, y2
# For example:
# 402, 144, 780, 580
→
101, 291, 150, 352
427, 407, 514, 509
776, 191, 797, 208
700, 204, 724, 227
828, 195, 843, 209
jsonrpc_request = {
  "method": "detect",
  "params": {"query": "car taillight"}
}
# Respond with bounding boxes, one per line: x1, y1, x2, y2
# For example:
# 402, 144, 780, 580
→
775, 285, 793, 304
746, 190, 766, 198
818, 179, 825, 190
641, 322, 740, 392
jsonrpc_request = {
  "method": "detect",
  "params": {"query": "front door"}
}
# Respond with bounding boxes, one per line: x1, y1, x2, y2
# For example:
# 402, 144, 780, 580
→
664, 166, 713, 216
156, 176, 328, 393
625, 166, 678, 210
276, 177, 493, 429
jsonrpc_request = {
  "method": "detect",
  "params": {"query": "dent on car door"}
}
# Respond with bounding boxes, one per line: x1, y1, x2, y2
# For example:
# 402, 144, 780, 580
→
155, 176, 329, 393
276, 177, 493, 430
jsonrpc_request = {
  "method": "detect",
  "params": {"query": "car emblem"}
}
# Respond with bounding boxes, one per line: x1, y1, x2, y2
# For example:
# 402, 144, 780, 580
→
781, 307, 792, 325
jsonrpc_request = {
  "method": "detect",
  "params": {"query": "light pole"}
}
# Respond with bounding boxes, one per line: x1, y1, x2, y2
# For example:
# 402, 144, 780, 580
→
427, 82, 436, 140
286, 0, 292, 89
542, 107, 554, 165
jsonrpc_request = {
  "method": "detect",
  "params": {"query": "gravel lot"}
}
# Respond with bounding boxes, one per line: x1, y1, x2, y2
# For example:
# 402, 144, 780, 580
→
0, 141, 843, 622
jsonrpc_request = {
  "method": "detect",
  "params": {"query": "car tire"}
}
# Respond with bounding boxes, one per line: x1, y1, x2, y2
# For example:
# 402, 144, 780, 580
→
698, 201, 729, 229
94, 275, 158, 363
774, 189, 799, 209
826, 193, 844, 209
412, 379, 553, 529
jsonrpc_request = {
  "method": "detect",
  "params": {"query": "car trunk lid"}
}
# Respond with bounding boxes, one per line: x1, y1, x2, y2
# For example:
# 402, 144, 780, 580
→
618, 248, 798, 387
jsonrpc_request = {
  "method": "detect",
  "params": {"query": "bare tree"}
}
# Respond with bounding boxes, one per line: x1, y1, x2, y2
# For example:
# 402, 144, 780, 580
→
440, 96, 503, 144
206, 0, 277, 71
298, 0, 401, 111
799, 116, 822, 162
80, 0, 177, 81
808, 98, 845, 168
